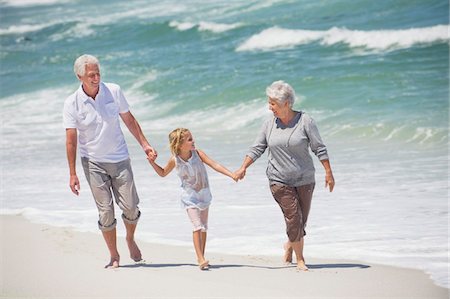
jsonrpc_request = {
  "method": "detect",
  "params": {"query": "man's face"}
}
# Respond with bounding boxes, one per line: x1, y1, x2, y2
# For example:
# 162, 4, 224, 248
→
78, 64, 100, 91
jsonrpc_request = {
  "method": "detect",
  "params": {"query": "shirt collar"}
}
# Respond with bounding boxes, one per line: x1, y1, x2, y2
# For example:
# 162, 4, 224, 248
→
77, 82, 103, 103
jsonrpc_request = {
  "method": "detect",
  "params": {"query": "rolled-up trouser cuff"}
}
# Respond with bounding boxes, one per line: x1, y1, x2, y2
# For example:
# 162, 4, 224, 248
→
122, 210, 141, 225
98, 218, 117, 232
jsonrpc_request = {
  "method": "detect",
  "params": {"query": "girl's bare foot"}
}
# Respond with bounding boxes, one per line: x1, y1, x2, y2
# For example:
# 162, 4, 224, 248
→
283, 242, 293, 264
105, 256, 120, 269
198, 259, 210, 270
296, 259, 309, 271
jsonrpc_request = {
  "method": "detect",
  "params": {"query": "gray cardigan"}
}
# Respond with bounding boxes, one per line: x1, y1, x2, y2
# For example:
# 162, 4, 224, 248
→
247, 111, 329, 187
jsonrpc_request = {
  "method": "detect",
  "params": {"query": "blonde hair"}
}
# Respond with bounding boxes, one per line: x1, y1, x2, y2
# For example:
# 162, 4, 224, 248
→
168, 128, 190, 155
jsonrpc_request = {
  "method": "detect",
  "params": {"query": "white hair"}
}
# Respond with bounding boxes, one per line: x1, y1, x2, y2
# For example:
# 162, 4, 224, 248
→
73, 54, 100, 77
265, 80, 296, 108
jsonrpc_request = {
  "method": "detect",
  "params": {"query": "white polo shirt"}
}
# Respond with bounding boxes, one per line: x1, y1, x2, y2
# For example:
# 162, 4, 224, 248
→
63, 82, 130, 163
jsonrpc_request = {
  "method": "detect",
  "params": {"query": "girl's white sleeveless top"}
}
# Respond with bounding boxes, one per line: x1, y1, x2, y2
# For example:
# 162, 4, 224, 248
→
175, 150, 212, 210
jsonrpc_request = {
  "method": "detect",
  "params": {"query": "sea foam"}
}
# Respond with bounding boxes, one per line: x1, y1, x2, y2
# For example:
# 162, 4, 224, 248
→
169, 21, 243, 33
236, 25, 450, 52
0, 0, 68, 7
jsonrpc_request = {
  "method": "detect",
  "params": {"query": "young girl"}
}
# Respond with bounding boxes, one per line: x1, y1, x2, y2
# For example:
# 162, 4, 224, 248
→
148, 128, 237, 270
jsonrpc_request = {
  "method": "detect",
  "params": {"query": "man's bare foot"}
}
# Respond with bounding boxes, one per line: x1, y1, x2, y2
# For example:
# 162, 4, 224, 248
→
127, 238, 142, 262
296, 260, 309, 271
283, 242, 293, 264
105, 256, 120, 269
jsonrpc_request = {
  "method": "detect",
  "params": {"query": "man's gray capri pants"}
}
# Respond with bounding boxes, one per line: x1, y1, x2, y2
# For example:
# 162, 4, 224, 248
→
81, 157, 141, 231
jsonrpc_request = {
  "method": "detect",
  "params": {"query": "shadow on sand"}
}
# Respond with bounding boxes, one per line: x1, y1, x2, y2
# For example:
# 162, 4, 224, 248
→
120, 262, 370, 270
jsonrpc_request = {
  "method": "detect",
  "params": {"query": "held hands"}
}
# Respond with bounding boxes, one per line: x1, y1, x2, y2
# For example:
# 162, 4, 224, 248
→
232, 167, 246, 181
144, 145, 157, 161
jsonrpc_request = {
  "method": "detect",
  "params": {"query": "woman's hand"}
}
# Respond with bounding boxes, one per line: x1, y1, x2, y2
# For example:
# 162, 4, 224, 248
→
325, 171, 335, 192
233, 167, 246, 181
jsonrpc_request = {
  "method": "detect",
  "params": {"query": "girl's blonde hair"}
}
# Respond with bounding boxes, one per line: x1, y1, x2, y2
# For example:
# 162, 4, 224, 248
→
168, 128, 190, 155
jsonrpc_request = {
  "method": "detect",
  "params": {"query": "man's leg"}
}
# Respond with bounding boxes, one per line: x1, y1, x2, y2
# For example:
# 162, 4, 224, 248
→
102, 228, 120, 268
123, 220, 142, 262
82, 158, 120, 268
112, 159, 142, 262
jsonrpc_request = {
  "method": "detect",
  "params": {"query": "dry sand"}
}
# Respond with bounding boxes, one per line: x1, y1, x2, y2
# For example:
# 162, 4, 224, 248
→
1, 215, 448, 298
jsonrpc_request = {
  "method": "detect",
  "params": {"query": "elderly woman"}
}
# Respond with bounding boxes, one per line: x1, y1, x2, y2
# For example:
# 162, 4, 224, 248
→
234, 80, 335, 271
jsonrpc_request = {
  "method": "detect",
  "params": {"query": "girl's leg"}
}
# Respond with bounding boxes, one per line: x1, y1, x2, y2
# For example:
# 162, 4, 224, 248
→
199, 208, 209, 256
187, 208, 209, 269
192, 230, 207, 265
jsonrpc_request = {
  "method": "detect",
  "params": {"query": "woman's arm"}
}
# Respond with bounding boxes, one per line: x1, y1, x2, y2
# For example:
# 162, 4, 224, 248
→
234, 156, 254, 180
197, 150, 237, 181
320, 159, 335, 192
148, 156, 176, 177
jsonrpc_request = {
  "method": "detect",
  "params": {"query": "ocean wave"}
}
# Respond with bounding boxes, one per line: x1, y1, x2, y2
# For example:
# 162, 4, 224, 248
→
143, 98, 269, 134
0, 0, 68, 7
324, 121, 448, 146
169, 20, 244, 33
0, 23, 53, 35
236, 25, 450, 52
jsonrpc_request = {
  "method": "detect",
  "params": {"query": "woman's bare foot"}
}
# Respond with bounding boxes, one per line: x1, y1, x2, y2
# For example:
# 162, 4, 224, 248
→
283, 242, 293, 264
105, 256, 120, 269
127, 238, 142, 262
296, 259, 309, 271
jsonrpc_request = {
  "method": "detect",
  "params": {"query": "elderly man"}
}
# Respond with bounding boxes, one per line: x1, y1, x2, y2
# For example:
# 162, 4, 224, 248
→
63, 54, 156, 268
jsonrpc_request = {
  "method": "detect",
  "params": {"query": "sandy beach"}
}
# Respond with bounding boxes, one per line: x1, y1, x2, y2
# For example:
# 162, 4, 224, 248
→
0, 215, 447, 299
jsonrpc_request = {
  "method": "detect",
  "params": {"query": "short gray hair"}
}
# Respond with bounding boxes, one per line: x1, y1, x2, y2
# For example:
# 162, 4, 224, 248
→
266, 80, 296, 108
73, 54, 100, 77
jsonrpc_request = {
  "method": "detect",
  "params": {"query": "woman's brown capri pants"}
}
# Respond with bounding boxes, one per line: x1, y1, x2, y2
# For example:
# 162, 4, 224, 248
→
270, 183, 315, 242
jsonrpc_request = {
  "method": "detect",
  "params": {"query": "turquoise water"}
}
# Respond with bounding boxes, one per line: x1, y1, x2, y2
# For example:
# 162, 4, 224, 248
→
1, 0, 448, 288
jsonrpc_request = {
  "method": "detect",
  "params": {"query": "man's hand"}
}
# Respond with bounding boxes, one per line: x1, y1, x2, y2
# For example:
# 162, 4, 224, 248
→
144, 146, 157, 161
70, 174, 80, 196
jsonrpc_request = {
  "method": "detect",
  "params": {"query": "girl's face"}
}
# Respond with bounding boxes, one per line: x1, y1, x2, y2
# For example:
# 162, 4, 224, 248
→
180, 131, 195, 152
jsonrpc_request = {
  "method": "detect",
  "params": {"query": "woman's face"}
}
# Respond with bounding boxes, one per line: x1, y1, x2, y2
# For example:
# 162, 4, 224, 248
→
268, 97, 288, 118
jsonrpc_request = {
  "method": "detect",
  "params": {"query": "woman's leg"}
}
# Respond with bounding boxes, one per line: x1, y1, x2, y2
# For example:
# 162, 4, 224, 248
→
292, 184, 315, 270
291, 238, 308, 270
270, 183, 314, 269
284, 241, 293, 264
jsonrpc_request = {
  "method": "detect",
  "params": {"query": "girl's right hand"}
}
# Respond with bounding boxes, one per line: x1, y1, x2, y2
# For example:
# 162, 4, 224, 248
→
233, 168, 246, 180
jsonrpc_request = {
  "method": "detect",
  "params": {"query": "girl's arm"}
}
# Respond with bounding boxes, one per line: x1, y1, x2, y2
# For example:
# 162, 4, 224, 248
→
197, 149, 237, 181
148, 156, 176, 177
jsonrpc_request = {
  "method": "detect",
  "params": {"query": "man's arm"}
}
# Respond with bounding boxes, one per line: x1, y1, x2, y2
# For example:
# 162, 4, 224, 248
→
120, 111, 157, 160
66, 128, 80, 195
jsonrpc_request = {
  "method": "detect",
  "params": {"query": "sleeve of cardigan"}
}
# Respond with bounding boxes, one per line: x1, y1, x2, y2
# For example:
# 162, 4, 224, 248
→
246, 118, 271, 161
303, 113, 329, 161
